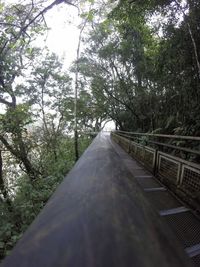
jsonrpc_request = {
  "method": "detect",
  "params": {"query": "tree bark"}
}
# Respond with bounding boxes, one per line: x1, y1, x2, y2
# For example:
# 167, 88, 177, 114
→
0, 134, 40, 181
0, 150, 8, 200
174, 0, 200, 80
74, 18, 88, 161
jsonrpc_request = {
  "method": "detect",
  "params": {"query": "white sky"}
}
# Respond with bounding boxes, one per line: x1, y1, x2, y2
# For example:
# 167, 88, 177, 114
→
2, 0, 116, 130
42, 2, 115, 130
5, 0, 83, 68
35, 3, 81, 69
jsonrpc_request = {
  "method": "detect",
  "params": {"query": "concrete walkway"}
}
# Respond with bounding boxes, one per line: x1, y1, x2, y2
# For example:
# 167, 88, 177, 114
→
1, 132, 193, 267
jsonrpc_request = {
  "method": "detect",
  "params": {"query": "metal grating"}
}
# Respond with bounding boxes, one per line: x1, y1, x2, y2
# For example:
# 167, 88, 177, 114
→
158, 155, 179, 184
135, 146, 144, 161
191, 254, 200, 267
181, 165, 200, 194
112, 133, 200, 211
143, 149, 155, 170
121, 142, 128, 152
120, 136, 130, 153
112, 133, 200, 266
130, 142, 136, 154
164, 212, 200, 248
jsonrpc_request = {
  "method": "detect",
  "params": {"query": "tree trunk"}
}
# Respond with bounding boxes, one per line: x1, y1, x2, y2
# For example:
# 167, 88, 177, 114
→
16, 132, 40, 180
74, 18, 88, 161
0, 150, 12, 207
0, 134, 40, 181
0, 150, 8, 200
174, 0, 200, 80
74, 129, 79, 161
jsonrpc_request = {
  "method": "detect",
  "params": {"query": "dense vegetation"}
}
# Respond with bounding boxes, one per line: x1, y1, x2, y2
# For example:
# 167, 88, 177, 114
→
0, 0, 199, 260
0, 0, 95, 259
78, 0, 200, 135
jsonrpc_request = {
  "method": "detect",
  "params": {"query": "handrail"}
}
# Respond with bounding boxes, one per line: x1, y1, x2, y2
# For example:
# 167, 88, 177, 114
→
115, 131, 200, 157
111, 132, 200, 212
0, 133, 192, 267
148, 140, 200, 156
116, 130, 200, 141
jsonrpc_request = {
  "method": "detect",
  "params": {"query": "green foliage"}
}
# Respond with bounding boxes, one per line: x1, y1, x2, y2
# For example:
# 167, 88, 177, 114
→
0, 173, 63, 260
0, 136, 92, 261
1, 0, 200, 261
77, 0, 200, 136
1, 104, 32, 133
80, 9, 97, 21
0, 1, 95, 261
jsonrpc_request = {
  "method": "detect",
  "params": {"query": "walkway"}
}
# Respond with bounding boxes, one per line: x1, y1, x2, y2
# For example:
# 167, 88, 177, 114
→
112, 132, 200, 267
1, 132, 194, 267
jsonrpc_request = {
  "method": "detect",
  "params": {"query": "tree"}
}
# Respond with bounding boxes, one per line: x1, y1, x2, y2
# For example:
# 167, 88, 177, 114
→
0, 0, 75, 186
0, 0, 96, 260
25, 51, 72, 174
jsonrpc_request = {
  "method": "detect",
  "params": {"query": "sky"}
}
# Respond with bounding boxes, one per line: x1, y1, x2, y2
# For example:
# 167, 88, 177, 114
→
5, 0, 83, 68
2, 0, 116, 130
34, 3, 81, 68
43, 3, 115, 129
40, 1, 115, 130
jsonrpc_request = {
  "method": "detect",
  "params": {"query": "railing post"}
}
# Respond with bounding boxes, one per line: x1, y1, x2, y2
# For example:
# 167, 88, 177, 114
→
153, 149, 158, 176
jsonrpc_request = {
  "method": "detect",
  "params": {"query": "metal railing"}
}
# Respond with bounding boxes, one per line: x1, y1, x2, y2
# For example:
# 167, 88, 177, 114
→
111, 131, 200, 206
115, 130, 200, 157
1, 132, 192, 267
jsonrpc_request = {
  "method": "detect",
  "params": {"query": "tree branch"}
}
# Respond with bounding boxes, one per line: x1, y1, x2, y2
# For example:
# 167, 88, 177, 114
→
22, 0, 77, 34
0, 136, 18, 158
0, 97, 13, 107
173, 0, 200, 80
0, 0, 76, 56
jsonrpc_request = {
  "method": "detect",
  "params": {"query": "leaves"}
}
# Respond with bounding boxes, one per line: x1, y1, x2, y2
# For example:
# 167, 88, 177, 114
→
0, 0, 96, 262
1, 0, 200, 261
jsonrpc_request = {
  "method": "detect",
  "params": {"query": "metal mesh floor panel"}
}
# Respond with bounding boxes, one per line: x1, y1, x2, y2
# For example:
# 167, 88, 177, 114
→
191, 254, 200, 267
146, 191, 181, 211
164, 212, 200, 248
182, 166, 200, 193
135, 146, 144, 161
159, 156, 179, 182
143, 149, 154, 170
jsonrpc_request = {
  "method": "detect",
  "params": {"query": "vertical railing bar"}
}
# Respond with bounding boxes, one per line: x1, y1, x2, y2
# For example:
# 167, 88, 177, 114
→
153, 149, 158, 177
